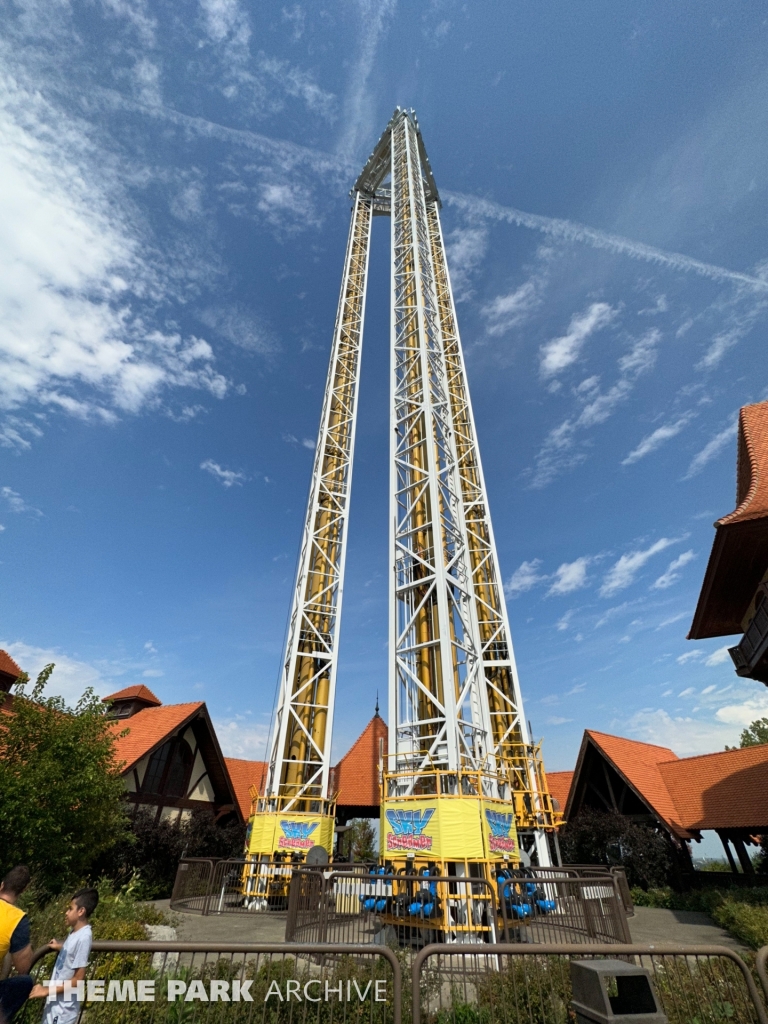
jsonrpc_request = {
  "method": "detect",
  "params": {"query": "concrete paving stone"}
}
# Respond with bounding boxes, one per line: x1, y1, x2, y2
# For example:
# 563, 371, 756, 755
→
152, 900, 288, 945
627, 906, 748, 952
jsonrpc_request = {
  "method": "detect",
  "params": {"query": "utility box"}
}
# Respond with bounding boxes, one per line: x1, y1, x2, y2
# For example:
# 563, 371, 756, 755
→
570, 959, 668, 1023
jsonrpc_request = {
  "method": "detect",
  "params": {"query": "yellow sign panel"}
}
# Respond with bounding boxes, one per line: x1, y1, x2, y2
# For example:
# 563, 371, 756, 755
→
381, 797, 519, 861
247, 812, 334, 857
481, 802, 519, 859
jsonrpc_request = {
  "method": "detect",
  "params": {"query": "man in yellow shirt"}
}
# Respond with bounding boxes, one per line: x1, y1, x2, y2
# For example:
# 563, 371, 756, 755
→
0, 866, 34, 1024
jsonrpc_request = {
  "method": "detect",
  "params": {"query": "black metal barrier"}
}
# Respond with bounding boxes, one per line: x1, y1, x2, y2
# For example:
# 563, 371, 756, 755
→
170, 858, 376, 916
18, 940, 402, 1024
756, 944, 768, 1006
411, 942, 768, 1024
286, 869, 632, 947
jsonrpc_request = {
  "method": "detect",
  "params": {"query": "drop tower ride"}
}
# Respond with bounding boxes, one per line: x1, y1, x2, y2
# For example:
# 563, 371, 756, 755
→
248, 109, 560, 878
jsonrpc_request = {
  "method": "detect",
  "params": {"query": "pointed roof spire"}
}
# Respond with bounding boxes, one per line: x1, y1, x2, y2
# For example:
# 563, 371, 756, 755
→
375, 691, 380, 717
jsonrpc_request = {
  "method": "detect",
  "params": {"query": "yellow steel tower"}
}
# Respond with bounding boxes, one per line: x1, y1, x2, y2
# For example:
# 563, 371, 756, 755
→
248, 109, 560, 879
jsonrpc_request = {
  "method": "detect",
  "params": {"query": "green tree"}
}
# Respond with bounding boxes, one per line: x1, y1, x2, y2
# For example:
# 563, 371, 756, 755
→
0, 664, 129, 893
737, 717, 768, 748
344, 818, 377, 862
558, 807, 673, 889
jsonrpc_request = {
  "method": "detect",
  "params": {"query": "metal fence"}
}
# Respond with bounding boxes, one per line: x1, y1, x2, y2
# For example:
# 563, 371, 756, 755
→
757, 944, 768, 1006
522, 865, 634, 916
411, 943, 768, 1024
17, 941, 402, 1024
170, 859, 379, 916
285, 870, 631, 948
171, 858, 302, 915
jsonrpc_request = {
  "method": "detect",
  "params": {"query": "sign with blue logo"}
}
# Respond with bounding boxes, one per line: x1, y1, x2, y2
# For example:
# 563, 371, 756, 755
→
278, 820, 319, 849
385, 808, 435, 851
484, 809, 517, 854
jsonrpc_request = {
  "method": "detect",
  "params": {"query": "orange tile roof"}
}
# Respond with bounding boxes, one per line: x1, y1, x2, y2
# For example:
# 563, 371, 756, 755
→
570, 729, 768, 837
109, 702, 203, 771
333, 714, 388, 807
0, 650, 22, 679
547, 770, 573, 811
103, 684, 161, 706
719, 401, 768, 527
660, 743, 768, 831
224, 757, 267, 819
583, 730, 687, 835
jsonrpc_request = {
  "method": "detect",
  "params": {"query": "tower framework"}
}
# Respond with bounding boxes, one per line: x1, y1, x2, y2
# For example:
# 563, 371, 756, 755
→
248, 109, 559, 875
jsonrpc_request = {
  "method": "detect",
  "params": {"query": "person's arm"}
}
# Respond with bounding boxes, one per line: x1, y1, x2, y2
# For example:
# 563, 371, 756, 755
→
30, 966, 85, 999
9, 915, 33, 974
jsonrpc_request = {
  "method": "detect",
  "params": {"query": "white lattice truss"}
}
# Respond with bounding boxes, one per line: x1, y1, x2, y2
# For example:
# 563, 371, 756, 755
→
266, 110, 550, 850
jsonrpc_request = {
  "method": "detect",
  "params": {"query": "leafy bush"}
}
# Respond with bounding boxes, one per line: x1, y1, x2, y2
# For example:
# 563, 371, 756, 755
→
558, 807, 672, 889
96, 807, 247, 899
0, 665, 129, 893
21, 875, 167, 950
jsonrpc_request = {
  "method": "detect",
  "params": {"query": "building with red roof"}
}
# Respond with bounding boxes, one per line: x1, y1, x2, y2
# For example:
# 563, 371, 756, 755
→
105, 687, 241, 825
0, 650, 22, 694
564, 729, 768, 875
331, 710, 388, 823
690, 400, 768, 684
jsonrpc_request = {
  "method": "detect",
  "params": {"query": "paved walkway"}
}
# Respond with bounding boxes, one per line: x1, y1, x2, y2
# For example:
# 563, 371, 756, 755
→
152, 900, 288, 944
627, 906, 747, 951
151, 901, 747, 953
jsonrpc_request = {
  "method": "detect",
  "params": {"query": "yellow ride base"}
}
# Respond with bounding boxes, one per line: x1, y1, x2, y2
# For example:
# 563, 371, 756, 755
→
380, 792, 520, 878
246, 809, 335, 860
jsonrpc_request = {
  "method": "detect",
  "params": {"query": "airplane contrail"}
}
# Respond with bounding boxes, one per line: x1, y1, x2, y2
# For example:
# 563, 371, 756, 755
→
444, 191, 768, 292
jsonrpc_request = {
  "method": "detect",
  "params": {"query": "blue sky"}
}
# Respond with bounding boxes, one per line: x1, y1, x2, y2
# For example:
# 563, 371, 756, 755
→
2, 0, 768, 789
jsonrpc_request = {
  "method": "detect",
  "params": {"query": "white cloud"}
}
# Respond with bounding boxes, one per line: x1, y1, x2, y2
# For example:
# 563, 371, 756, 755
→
626, 708, 740, 756
142, 668, 164, 678
715, 691, 768, 727
483, 278, 540, 335
652, 549, 696, 590
0, 76, 229, 440
0, 640, 110, 704
530, 330, 661, 488
556, 610, 573, 631
444, 191, 768, 292
622, 415, 693, 466
504, 558, 546, 596
683, 417, 738, 479
199, 0, 250, 47
2, 486, 42, 516
701, 684, 717, 695
445, 225, 488, 301
656, 612, 688, 629
705, 645, 732, 667
676, 649, 703, 665
678, 687, 695, 697
546, 716, 572, 725
200, 459, 246, 487
548, 557, 590, 596
600, 537, 679, 597
214, 716, 270, 758
539, 302, 615, 377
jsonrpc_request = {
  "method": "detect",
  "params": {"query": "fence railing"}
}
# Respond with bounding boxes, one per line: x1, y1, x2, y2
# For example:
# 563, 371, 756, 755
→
513, 864, 634, 916
19, 940, 402, 1024
412, 943, 768, 1024
757, 945, 768, 1006
170, 858, 376, 916
286, 869, 631, 947
15, 940, 768, 1024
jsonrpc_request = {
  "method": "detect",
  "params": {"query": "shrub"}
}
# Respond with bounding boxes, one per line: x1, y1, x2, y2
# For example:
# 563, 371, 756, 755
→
558, 807, 672, 889
96, 807, 247, 899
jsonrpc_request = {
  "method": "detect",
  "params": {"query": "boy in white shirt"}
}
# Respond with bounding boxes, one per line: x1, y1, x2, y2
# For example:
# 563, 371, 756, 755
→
29, 888, 98, 1024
